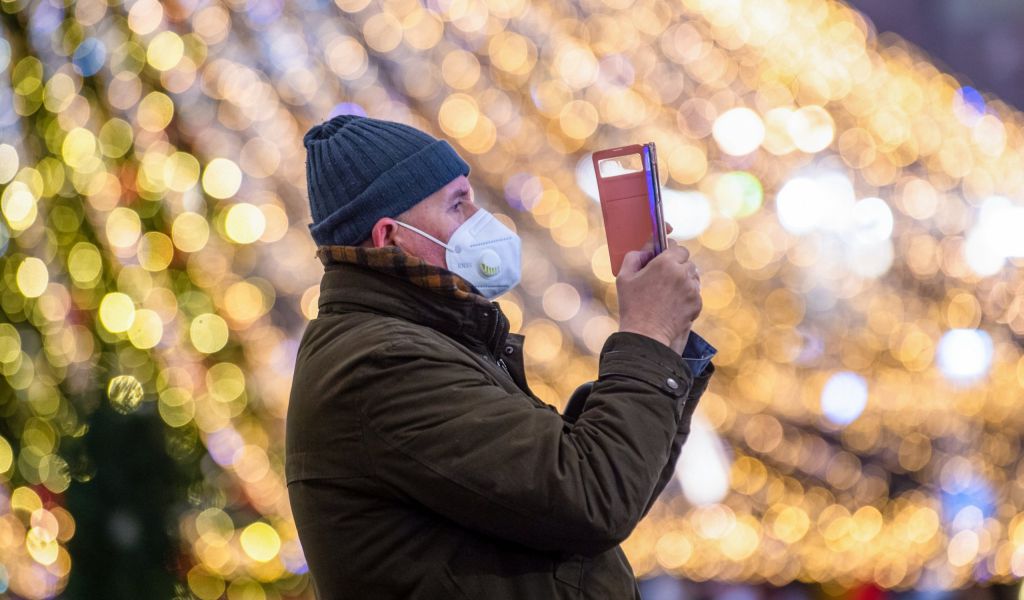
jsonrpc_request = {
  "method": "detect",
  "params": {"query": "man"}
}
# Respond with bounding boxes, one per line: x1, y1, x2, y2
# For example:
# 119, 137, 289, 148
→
286, 114, 717, 599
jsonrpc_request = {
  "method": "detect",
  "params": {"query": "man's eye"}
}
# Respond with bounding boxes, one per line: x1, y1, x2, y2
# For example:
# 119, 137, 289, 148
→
452, 201, 462, 210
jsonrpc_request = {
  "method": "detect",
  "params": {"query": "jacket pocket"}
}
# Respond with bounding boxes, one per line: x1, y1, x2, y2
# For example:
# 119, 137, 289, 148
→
438, 567, 471, 600
443, 541, 559, 598
553, 554, 584, 590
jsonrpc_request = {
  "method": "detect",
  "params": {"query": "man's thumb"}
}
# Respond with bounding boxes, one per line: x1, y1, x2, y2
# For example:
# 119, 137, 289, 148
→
619, 248, 652, 276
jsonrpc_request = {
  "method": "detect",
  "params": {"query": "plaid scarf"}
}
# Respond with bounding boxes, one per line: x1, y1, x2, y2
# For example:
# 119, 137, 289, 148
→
316, 245, 491, 305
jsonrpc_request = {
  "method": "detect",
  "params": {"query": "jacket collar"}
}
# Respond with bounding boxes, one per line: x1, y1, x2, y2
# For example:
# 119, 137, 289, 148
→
315, 245, 511, 358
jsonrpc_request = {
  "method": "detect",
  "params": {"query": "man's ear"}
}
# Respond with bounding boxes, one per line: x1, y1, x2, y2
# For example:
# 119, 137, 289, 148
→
370, 218, 400, 248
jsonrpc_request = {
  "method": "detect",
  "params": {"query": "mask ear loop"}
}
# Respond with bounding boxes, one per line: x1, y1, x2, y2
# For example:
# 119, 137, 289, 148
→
393, 221, 459, 253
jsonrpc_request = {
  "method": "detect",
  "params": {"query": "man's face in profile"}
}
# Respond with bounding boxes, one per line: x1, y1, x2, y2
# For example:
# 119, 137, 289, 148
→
362, 175, 479, 270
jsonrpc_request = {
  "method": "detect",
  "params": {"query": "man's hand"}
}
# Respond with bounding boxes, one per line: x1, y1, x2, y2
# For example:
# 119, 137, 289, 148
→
615, 222, 702, 354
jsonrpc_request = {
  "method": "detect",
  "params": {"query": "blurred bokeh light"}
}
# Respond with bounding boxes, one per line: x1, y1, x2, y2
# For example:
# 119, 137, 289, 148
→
1, 0, 1024, 597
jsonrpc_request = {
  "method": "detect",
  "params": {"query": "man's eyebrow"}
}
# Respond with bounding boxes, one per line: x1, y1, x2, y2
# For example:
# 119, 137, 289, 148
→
449, 187, 470, 203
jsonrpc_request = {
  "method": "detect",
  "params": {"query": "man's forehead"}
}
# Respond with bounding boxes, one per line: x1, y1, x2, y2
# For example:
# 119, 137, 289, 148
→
445, 176, 471, 196
411, 177, 471, 215
435, 183, 470, 210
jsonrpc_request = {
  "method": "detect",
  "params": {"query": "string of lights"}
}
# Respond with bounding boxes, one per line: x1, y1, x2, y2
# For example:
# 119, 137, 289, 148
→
1, 0, 1023, 597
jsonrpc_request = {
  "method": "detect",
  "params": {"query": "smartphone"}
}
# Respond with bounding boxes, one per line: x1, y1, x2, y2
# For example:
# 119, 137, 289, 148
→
592, 142, 668, 276
642, 142, 668, 257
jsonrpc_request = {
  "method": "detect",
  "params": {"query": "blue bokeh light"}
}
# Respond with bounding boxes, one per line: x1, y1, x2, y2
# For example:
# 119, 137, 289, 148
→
953, 86, 988, 127
329, 102, 367, 119
73, 38, 106, 77
0, 38, 11, 74
940, 470, 995, 528
504, 172, 535, 212
958, 86, 986, 114
30, 0, 63, 38
936, 329, 993, 383
246, 0, 283, 27
820, 371, 868, 426
0, 220, 9, 257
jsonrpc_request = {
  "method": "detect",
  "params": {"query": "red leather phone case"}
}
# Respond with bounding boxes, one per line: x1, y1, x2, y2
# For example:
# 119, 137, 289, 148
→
592, 144, 658, 276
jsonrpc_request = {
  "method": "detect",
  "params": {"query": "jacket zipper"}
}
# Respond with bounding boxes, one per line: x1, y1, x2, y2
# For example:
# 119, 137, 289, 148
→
495, 353, 552, 411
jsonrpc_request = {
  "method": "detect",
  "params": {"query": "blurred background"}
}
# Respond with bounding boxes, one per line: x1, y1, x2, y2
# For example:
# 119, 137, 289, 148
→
847, 0, 1024, 111
0, 0, 1023, 599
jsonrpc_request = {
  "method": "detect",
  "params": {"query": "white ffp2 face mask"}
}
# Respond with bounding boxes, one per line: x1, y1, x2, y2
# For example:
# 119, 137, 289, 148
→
393, 208, 522, 299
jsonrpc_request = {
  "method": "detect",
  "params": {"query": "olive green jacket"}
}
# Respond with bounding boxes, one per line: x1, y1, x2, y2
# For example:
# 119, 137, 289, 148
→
285, 252, 715, 599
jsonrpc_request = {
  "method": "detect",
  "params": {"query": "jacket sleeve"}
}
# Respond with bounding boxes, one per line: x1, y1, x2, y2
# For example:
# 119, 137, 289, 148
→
563, 362, 717, 521
638, 360, 715, 519
357, 330, 699, 557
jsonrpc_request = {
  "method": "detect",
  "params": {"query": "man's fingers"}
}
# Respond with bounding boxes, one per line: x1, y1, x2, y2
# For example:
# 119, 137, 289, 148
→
664, 243, 690, 263
619, 248, 652, 275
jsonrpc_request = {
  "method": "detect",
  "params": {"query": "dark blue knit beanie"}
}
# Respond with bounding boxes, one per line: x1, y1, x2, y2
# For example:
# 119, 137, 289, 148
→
303, 115, 471, 246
